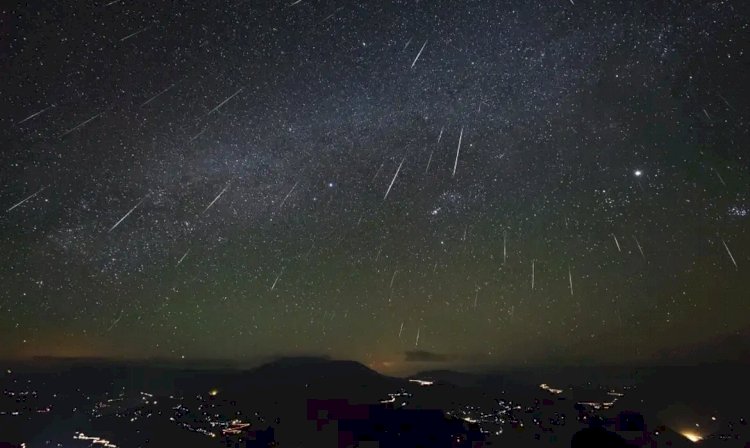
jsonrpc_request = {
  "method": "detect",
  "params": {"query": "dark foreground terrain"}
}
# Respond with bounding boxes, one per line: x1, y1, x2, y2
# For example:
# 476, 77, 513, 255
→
1, 358, 748, 447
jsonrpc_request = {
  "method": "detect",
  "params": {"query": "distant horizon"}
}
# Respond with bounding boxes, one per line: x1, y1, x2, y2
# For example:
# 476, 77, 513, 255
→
3, 352, 748, 377
3, 325, 748, 374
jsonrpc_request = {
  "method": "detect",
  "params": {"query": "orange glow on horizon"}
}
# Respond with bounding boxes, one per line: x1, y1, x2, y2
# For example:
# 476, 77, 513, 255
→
9, 335, 110, 359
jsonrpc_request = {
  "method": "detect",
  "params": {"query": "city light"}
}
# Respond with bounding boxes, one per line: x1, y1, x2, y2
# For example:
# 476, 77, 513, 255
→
408, 379, 434, 386
539, 383, 563, 394
681, 430, 703, 443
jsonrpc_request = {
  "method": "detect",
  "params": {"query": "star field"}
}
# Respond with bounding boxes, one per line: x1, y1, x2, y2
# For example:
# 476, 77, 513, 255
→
1, 0, 748, 370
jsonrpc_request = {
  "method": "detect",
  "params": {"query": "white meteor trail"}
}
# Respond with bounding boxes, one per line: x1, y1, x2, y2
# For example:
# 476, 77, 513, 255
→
425, 151, 433, 174
452, 127, 463, 177
108, 196, 146, 232
415, 327, 420, 347
271, 270, 284, 290
713, 168, 726, 187
106, 310, 124, 332
721, 239, 738, 269
140, 83, 177, 107
568, 266, 574, 296
6, 187, 46, 213
531, 260, 535, 291
372, 162, 384, 182
411, 40, 428, 68
17, 105, 53, 125
319, 7, 343, 24
189, 128, 207, 142
717, 93, 735, 110
383, 157, 405, 200
278, 181, 299, 209
207, 87, 244, 115
633, 235, 645, 259
177, 249, 190, 266
304, 242, 316, 258
120, 27, 148, 42
503, 231, 507, 264
612, 234, 621, 252
60, 113, 101, 137
390, 270, 398, 289
437, 126, 444, 143
398, 322, 404, 339
203, 183, 230, 214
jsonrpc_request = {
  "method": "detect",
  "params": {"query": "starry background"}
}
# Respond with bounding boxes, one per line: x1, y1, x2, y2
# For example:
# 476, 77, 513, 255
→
1, 0, 748, 371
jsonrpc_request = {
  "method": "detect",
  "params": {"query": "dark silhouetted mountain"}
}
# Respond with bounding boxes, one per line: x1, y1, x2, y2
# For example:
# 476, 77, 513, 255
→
248, 356, 389, 386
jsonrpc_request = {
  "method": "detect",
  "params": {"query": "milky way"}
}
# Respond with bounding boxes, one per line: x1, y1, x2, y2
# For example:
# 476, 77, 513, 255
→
1, 0, 748, 370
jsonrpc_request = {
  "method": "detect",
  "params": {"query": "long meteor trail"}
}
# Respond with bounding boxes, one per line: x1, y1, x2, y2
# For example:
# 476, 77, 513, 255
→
722, 239, 738, 269
60, 113, 102, 137
411, 40, 428, 68
384, 157, 405, 200
140, 83, 177, 107
120, 27, 148, 42
207, 88, 244, 115
452, 127, 463, 177
17, 105, 53, 125
203, 183, 230, 214
271, 269, 284, 290
5, 187, 47, 213
633, 235, 645, 259
568, 266, 574, 296
106, 310, 125, 332
278, 181, 299, 209
6, 187, 46, 213
612, 234, 621, 252
177, 249, 190, 266
108, 196, 146, 232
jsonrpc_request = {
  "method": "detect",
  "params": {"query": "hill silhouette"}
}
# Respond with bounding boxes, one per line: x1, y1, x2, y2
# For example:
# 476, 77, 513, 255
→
248, 356, 388, 384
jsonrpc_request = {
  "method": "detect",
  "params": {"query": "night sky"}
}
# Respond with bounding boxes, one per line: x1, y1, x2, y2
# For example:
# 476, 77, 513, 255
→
1, 0, 748, 372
